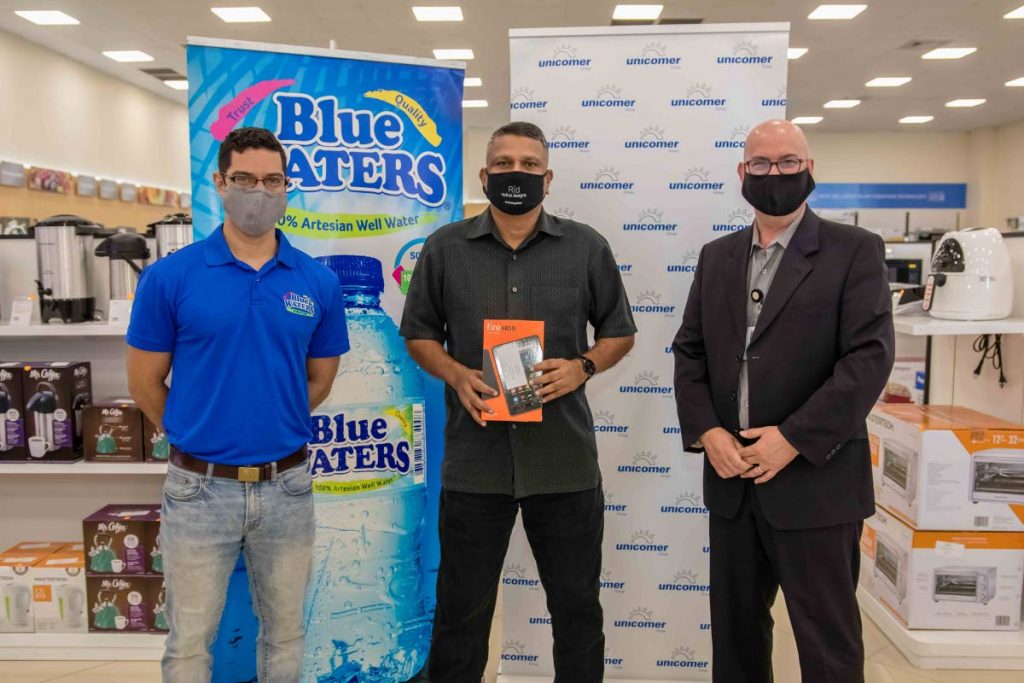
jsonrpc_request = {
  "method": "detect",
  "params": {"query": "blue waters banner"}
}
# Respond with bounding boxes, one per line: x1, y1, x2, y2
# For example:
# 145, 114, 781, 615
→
810, 183, 967, 209
187, 37, 463, 682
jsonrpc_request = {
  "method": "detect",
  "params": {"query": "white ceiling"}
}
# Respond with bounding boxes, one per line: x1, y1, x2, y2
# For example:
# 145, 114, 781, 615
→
1, 0, 1023, 132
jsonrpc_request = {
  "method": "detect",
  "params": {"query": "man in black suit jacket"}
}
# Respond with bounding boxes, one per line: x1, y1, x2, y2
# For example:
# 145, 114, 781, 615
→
672, 120, 894, 682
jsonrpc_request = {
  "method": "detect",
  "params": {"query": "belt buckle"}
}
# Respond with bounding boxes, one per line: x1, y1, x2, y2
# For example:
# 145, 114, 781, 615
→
237, 466, 261, 483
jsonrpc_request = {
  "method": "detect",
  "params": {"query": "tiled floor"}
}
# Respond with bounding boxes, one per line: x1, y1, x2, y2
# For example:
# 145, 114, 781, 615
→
3, 597, 1021, 682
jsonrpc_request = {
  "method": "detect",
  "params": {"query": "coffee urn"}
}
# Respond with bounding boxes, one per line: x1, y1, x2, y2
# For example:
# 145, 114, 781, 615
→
95, 231, 150, 301
148, 213, 193, 259
26, 382, 58, 455
34, 215, 100, 323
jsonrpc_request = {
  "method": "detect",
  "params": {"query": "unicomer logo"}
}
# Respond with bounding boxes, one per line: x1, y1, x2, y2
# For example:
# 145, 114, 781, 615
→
625, 125, 680, 150
620, 371, 673, 396
626, 41, 682, 67
618, 450, 672, 476
658, 646, 710, 671
502, 563, 541, 589
605, 646, 625, 669
580, 167, 634, 191
631, 290, 677, 316
660, 492, 709, 516
593, 410, 630, 436
538, 43, 592, 69
717, 40, 774, 66
659, 569, 711, 593
529, 610, 552, 626
713, 208, 754, 233
547, 125, 590, 150
501, 641, 539, 665
714, 126, 750, 149
581, 84, 636, 109
601, 567, 627, 592
667, 249, 699, 274
604, 492, 628, 515
509, 87, 548, 112
282, 292, 315, 317
616, 530, 670, 554
614, 606, 668, 631
671, 82, 727, 108
763, 86, 787, 108
669, 167, 725, 192
274, 93, 447, 207
623, 208, 677, 235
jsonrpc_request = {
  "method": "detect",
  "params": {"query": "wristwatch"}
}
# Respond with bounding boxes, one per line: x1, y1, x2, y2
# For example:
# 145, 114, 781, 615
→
579, 356, 597, 381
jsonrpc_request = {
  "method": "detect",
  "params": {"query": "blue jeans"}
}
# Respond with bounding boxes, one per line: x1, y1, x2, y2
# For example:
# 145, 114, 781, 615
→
160, 460, 314, 683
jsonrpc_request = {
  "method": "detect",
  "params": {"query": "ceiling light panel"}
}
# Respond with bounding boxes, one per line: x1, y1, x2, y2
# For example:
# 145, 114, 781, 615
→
808, 5, 867, 20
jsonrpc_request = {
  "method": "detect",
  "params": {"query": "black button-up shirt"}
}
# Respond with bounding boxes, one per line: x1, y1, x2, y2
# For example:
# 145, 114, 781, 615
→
400, 209, 636, 498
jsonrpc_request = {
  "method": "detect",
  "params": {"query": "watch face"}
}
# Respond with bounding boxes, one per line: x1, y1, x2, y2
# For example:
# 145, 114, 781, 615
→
582, 357, 596, 376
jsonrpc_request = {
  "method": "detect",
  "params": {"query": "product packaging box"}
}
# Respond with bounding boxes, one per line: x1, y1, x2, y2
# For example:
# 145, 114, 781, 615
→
83, 399, 144, 462
61, 542, 84, 554
0, 550, 50, 632
861, 506, 1024, 630
481, 319, 545, 422
83, 504, 161, 575
143, 415, 169, 462
868, 404, 1024, 531
2, 542, 68, 556
880, 358, 925, 405
0, 362, 28, 461
86, 574, 167, 632
32, 550, 87, 633
20, 361, 92, 462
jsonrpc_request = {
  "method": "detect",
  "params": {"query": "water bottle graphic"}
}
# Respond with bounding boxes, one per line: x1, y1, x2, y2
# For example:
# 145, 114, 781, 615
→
302, 255, 430, 683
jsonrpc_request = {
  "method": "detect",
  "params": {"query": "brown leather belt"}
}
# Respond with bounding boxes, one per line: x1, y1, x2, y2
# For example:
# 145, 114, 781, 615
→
169, 446, 308, 483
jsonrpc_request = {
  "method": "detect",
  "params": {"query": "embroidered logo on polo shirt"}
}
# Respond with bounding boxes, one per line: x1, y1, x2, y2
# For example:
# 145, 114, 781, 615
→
283, 292, 315, 317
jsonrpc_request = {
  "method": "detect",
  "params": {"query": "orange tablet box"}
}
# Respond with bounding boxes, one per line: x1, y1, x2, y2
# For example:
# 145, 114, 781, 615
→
481, 319, 545, 423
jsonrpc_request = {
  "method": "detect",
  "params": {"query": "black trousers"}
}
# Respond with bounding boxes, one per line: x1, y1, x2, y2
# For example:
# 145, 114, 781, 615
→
427, 486, 605, 683
709, 481, 865, 683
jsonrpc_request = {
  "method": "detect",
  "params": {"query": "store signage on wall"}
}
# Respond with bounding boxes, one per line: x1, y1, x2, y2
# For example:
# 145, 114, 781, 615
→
810, 183, 967, 210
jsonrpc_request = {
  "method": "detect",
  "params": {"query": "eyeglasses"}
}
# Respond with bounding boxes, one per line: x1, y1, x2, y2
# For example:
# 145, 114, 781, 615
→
744, 158, 807, 176
222, 172, 288, 193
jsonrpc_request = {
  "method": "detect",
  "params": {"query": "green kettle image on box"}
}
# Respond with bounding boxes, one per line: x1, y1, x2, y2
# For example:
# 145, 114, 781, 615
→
154, 588, 168, 631
151, 534, 163, 573
151, 431, 169, 460
89, 534, 115, 573
92, 590, 120, 630
96, 426, 117, 455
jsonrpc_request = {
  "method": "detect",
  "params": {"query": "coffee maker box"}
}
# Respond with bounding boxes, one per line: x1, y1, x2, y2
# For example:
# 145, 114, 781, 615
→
0, 362, 28, 461
21, 361, 92, 462
83, 399, 144, 462
86, 574, 166, 633
861, 506, 1024, 630
143, 415, 169, 462
0, 551, 50, 632
83, 504, 160, 575
868, 404, 1024, 531
32, 550, 87, 633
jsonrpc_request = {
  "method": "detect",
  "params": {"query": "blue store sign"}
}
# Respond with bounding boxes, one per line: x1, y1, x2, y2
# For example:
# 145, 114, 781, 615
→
809, 183, 967, 209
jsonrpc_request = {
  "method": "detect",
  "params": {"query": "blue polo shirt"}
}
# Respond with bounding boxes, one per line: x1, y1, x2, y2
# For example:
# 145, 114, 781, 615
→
127, 226, 349, 465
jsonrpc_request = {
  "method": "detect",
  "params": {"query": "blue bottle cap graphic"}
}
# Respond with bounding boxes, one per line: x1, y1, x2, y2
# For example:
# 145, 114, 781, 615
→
317, 255, 385, 293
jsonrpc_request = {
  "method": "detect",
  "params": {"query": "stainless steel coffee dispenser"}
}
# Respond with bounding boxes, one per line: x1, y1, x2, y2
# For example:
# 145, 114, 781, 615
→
95, 231, 150, 301
34, 215, 100, 323
148, 213, 193, 259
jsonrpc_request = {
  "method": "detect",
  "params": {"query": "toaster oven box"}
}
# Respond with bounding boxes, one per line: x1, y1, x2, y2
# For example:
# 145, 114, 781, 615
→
32, 550, 87, 633
861, 506, 1024, 630
868, 404, 1024, 531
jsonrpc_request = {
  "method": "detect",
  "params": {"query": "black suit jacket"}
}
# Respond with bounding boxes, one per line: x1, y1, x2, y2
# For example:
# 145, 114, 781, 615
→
672, 209, 894, 530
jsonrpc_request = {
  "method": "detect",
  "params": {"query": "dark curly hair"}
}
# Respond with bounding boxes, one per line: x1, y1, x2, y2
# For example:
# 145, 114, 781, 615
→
218, 127, 287, 174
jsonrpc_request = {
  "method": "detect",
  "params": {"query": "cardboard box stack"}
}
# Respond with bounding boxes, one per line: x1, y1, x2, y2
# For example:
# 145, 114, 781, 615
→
0, 541, 84, 633
864, 404, 1024, 631
82, 504, 165, 633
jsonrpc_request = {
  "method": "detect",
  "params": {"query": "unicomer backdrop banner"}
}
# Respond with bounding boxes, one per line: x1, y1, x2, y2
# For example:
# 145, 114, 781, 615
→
503, 24, 789, 681
187, 37, 463, 682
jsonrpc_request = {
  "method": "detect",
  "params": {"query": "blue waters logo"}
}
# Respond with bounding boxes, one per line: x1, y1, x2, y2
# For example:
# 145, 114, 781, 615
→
548, 125, 590, 150
623, 208, 677, 235
659, 569, 711, 594
625, 125, 680, 150
582, 84, 636, 109
581, 167, 634, 191
614, 606, 668, 631
538, 43, 592, 69
593, 409, 630, 436
717, 40, 774, 66
618, 450, 672, 476
616, 529, 670, 554
713, 208, 753, 233
502, 563, 541, 589
671, 82, 727, 108
658, 646, 710, 671
501, 641, 540, 665
626, 41, 682, 67
714, 126, 749, 149
510, 87, 548, 112
763, 86, 788, 108
667, 249, 699, 275
282, 291, 315, 317
632, 289, 677, 316
669, 167, 725, 192
604, 491, 628, 515
601, 567, 627, 593
620, 371, 673, 396
660, 492, 708, 516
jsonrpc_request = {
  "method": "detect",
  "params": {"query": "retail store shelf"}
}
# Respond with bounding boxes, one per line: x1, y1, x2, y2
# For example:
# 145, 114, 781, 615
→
858, 588, 1024, 670
0, 632, 165, 660
0, 462, 167, 474
0, 322, 127, 337
893, 315, 1024, 337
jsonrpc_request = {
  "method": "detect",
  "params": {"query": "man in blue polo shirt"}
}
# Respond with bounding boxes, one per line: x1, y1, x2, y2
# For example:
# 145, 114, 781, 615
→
126, 127, 349, 683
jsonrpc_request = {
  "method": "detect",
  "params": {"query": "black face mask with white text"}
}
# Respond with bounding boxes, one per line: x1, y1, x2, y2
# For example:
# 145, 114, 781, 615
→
741, 170, 816, 217
484, 171, 546, 215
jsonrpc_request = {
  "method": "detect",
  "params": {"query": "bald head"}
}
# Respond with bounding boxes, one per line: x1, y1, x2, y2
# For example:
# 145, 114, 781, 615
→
744, 119, 811, 162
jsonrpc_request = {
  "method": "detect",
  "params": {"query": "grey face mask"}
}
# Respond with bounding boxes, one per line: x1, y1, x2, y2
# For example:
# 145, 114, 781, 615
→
221, 186, 287, 236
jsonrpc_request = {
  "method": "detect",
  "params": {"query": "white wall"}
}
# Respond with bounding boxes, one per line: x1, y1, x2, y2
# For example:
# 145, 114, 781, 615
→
0, 29, 189, 191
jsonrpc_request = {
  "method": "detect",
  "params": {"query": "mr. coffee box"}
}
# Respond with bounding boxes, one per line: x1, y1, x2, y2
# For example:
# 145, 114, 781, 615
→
83, 504, 161, 575
0, 551, 50, 632
143, 414, 169, 462
83, 399, 144, 462
868, 404, 1024, 531
32, 550, 87, 633
0, 362, 28, 461
86, 574, 166, 633
20, 361, 92, 462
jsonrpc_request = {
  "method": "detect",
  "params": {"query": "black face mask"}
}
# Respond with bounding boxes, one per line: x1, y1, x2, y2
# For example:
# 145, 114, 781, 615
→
484, 171, 546, 215
742, 169, 816, 217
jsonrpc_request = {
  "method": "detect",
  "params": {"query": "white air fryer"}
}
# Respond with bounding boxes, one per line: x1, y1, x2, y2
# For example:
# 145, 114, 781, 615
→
923, 228, 1013, 320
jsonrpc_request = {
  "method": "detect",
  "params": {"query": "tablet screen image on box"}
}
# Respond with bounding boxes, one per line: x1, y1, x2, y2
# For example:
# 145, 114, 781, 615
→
481, 320, 544, 422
